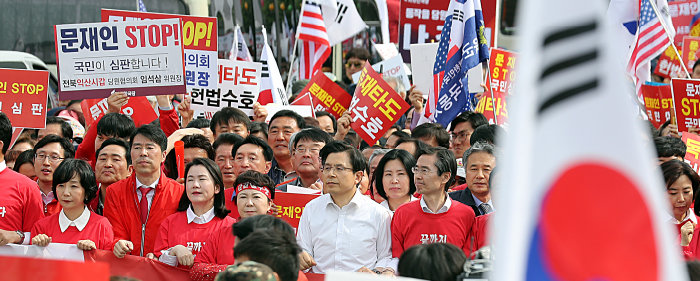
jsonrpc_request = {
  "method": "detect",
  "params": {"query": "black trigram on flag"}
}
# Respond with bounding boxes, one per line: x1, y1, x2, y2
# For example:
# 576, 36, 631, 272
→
261, 60, 270, 78
335, 3, 348, 24
452, 9, 464, 22
538, 21, 598, 115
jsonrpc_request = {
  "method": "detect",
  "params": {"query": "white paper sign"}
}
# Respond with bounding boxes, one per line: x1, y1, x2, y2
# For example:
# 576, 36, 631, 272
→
373, 43, 400, 60
190, 59, 262, 116
55, 19, 186, 100
352, 55, 412, 92
409, 43, 439, 99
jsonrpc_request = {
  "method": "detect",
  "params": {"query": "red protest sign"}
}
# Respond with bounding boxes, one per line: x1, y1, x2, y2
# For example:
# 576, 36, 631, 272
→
640, 83, 674, 128
671, 78, 700, 132
474, 91, 508, 125
273, 192, 320, 232
670, 0, 700, 45
0, 68, 49, 129
654, 45, 683, 79
293, 73, 353, 119
398, 0, 450, 63
81, 96, 158, 127
488, 48, 517, 96
683, 133, 700, 174
351, 63, 410, 145
682, 36, 700, 71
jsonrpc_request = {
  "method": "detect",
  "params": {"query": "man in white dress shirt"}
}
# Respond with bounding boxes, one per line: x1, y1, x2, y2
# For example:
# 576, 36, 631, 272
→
296, 141, 395, 275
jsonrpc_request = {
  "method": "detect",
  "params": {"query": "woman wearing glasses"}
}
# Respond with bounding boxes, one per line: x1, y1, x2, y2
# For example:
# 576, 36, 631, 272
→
30, 159, 114, 250
373, 149, 417, 212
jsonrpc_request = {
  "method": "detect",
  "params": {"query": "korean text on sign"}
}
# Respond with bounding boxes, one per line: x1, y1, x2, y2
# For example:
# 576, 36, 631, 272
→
0, 68, 49, 129
653, 45, 682, 79
640, 83, 674, 128
683, 133, 700, 174
488, 48, 516, 96
296, 72, 353, 119
80, 96, 158, 127
55, 19, 186, 100
190, 59, 262, 116
474, 91, 508, 125
351, 63, 410, 145
273, 192, 320, 233
671, 78, 700, 132
669, 0, 700, 45
398, 0, 450, 63
682, 36, 700, 70
101, 9, 218, 91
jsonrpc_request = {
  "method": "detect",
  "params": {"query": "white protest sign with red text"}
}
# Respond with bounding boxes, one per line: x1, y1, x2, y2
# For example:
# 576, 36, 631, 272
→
101, 9, 218, 92
671, 78, 700, 132
55, 19, 186, 100
190, 59, 262, 117
80, 96, 158, 127
640, 83, 674, 128
0, 68, 49, 129
294, 72, 353, 119
351, 63, 410, 145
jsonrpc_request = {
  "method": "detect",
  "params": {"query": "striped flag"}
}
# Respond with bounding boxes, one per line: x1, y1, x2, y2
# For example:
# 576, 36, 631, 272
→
297, 1, 331, 80
626, 0, 674, 101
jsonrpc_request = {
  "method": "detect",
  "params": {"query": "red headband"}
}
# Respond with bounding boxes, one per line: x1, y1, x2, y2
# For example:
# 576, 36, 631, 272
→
236, 183, 272, 199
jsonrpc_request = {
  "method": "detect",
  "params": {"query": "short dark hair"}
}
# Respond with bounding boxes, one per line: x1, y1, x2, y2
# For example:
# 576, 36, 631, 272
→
233, 170, 276, 201
655, 136, 687, 158
395, 137, 431, 160
303, 117, 319, 128
470, 124, 504, 146
213, 133, 244, 152
232, 214, 295, 240
130, 124, 167, 152
0, 112, 11, 154
96, 138, 132, 165
291, 127, 333, 150
314, 111, 337, 132
182, 134, 215, 160
390, 130, 410, 140
52, 159, 98, 204
269, 110, 306, 130
420, 147, 456, 190
449, 111, 488, 133
320, 141, 367, 173
12, 137, 36, 151
232, 136, 274, 162
96, 113, 135, 139
186, 118, 210, 130
233, 229, 300, 281
210, 107, 251, 135
12, 149, 34, 172
374, 149, 416, 200
398, 243, 467, 281
46, 116, 73, 139
35, 134, 75, 159
345, 47, 371, 62
178, 158, 231, 218
249, 122, 269, 140
412, 123, 450, 149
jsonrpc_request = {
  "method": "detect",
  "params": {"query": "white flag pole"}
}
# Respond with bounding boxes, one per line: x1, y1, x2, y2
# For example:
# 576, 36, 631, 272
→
285, 1, 308, 96
648, 0, 690, 78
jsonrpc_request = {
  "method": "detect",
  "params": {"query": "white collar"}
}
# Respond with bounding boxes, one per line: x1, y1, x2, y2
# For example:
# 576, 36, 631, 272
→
58, 207, 91, 232
136, 175, 160, 189
325, 188, 363, 209
420, 193, 452, 214
0, 161, 6, 173
186, 205, 216, 224
667, 208, 698, 225
471, 194, 494, 209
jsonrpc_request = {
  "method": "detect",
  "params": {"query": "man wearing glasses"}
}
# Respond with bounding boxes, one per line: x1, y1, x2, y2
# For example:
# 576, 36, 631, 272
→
391, 147, 475, 256
276, 127, 332, 192
266, 110, 305, 185
33, 134, 75, 216
296, 141, 395, 275
448, 111, 488, 160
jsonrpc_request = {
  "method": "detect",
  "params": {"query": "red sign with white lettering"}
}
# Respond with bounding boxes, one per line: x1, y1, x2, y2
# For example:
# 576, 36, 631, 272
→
274, 192, 320, 232
398, 0, 451, 63
81, 96, 158, 127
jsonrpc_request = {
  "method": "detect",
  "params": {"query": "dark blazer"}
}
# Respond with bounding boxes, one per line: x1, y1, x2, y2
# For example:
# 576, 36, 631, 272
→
449, 189, 484, 217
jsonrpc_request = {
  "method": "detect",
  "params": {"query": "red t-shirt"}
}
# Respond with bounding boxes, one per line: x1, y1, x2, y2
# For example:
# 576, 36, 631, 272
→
391, 199, 475, 257
468, 213, 491, 253
153, 211, 235, 260
30, 211, 114, 250
0, 168, 44, 233
224, 188, 240, 219
195, 222, 237, 265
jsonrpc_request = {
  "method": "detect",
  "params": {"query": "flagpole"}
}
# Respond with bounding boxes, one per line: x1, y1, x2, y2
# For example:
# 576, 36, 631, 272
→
483, 60, 498, 125
285, 0, 307, 96
648, 0, 691, 78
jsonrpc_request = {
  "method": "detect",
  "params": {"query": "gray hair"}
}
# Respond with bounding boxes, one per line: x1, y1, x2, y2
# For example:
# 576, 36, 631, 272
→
463, 141, 496, 164
369, 148, 392, 165
383, 76, 406, 94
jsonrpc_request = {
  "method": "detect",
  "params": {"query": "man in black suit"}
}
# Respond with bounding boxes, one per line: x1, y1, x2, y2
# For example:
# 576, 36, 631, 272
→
449, 142, 496, 216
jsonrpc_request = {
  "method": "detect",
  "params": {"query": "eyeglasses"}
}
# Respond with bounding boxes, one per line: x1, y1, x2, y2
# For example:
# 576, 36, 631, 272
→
451, 130, 472, 141
322, 165, 352, 174
345, 62, 363, 68
35, 153, 65, 163
294, 147, 321, 155
411, 166, 435, 175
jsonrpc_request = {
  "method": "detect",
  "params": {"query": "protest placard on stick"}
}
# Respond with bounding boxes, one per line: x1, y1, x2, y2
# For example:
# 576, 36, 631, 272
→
0, 68, 49, 129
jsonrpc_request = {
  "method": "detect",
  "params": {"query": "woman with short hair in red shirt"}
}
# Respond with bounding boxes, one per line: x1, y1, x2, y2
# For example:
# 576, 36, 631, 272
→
31, 159, 113, 250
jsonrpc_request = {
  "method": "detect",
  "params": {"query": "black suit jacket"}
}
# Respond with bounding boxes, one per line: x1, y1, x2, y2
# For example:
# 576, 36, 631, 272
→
449, 189, 483, 217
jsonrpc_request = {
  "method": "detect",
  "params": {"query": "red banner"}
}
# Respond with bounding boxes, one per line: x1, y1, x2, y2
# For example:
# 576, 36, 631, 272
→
1, 255, 109, 281
0, 68, 49, 129
641, 83, 674, 128
351, 63, 410, 145
84, 249, 189, 281
292, 73, 353, 119
682, 36, 700, 71
488, 48, 517, 96
398, 0, 451, 63
683, 133, 700, 175
273, 192, 321, 232
654, 45, 683, 79
671, 78, 700, 132
670, 0, 700, 45
80, 96, 158, 127
475, 92, 508, 125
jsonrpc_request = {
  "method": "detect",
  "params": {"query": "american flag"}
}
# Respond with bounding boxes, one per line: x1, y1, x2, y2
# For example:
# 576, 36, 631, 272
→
297, 1, 331, 80
138, 0, 148, 12
428, 17, 454, 120
627, 0, 673, 100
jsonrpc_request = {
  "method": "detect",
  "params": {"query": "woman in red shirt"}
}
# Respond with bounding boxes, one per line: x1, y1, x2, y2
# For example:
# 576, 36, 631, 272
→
661, 160, 700, 259
31, 159, 113, 250
151, 158, 234, 267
